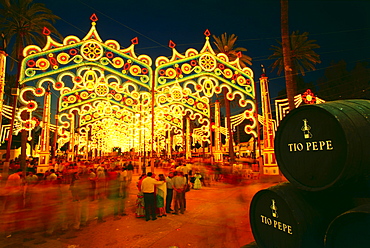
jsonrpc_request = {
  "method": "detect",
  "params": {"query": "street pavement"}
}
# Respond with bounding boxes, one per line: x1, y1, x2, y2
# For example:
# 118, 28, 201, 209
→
0, 169, 282, 248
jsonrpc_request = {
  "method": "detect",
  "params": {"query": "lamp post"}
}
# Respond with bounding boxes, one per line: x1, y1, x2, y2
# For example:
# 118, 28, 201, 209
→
52, 98, 59, 162
143, 125, 146, 174
136, 113, 142, 174
132, 116, 135, 160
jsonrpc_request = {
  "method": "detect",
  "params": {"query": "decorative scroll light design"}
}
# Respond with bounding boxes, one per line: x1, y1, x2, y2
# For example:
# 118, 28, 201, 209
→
15, 14, 153, 153
154, 29, 257, 150
13, 15, 257, 156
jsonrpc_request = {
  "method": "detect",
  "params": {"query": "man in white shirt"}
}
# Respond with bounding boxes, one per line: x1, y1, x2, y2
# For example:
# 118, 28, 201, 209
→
141, 172, 165, 221
172, 171, 186, 214
181, 164, 189, 183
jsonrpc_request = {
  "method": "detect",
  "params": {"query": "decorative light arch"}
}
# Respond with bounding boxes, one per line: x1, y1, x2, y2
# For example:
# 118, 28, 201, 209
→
14, 15, 258, 164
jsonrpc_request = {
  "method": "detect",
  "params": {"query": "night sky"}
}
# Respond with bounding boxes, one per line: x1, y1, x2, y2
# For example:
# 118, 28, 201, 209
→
37, 0, 370, 100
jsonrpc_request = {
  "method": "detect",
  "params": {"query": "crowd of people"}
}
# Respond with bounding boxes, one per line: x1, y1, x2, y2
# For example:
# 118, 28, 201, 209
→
0, 157, 136, 237
0, 156, 215, 237
0, 155, 253, 238
135, 167, 192, 222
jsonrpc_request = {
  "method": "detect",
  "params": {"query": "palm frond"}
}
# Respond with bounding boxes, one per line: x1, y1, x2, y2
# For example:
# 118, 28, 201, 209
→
212, 32, 252, 67
0, 0, 63, 70
269, 30, 321, 76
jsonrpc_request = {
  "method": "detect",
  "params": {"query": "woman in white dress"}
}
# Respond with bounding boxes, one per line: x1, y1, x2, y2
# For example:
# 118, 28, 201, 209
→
193, 172, 202, 190
156, 174, 167, 217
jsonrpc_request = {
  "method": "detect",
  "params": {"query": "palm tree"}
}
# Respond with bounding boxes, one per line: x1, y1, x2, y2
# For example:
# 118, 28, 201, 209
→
212, 33, 252, 68
279, 0, 295, 110
0, 0, 62, 173
2, 72, 16, 105
270, 31, 321, 77
0, 0, 62, 69
270, 30, 321, 106
212, 33, 252, 165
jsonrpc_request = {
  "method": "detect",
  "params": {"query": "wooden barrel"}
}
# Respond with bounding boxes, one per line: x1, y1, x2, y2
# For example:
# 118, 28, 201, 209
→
275, 99, 370, 191
325, 203, 370, 248
249, 182, 356, 248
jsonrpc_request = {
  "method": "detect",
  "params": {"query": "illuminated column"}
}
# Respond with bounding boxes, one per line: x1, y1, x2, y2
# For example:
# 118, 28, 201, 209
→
85, 129, 89, 160
151, 76, 155, 173
168, 129, 172, 158
136, 113, 142, 173
37, 86, 51, 173
52, 99, 59, 162
260, 69, 279, 175
0, 50, 6, 131
68, 115, 75, 162
186, 117, 191, 159
214, 100, 223, 162
132, 120, 135, 158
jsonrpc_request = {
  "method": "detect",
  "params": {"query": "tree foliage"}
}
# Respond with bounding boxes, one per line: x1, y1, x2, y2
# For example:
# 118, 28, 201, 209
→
317, 60, 370, 100
270, 31, 321, 76
0, 0, 62, 70
212, 33, 252, 68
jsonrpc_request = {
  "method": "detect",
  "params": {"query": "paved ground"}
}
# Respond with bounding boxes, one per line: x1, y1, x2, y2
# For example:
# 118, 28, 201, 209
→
0, 170, 282, 248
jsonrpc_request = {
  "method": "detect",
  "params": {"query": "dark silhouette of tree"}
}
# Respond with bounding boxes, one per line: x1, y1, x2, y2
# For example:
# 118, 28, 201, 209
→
317, 60, 370, 100
280, 0, 295, 110
270, 31, 321, 77
0, 0, 62, 70
0, 0, 62, 172
271, 30, 321, 104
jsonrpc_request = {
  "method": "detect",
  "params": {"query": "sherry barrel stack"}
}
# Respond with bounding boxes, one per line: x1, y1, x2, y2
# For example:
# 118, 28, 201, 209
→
249, 182, 356, 248
275, 99, 370, 191
325, 203, 370, 248
250, 100, 370, 248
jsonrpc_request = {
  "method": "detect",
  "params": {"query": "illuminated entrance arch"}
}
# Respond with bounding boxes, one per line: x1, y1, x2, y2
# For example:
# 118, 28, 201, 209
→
15, 14, 257, 170
154, 31, 257, 160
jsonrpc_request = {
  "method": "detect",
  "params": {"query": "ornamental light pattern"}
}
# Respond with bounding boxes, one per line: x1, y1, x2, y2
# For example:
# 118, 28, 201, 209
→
11, 14, 257, 159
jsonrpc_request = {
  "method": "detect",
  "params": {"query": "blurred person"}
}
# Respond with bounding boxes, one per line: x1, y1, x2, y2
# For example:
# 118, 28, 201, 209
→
126, 161, 134, 182
25, 171, 38, 184
200, 165, 209, 187
2, 169, 24, 236
88, 168, 97, 201
156, 174, 167, 217
70, 172, 89, 230
53, 161, 59, 172
58, 173, 71, 233
96, 166, 107, 223
172, 171, 186, 215
24, 171, 39, 209
141, 172, 165, 221
165, 171, 174, 213
48, 162, 55, 172
42, 177, 62, 236
106, 169, 121, 220
186, 162, 193, 177
134, 161, 139, 174
214, 164, 222, 182
55, 161, 64, 173
46, 169, 58, 181
118, 168, 128, 216
135, 173, 147, 218
183, 179, 190, 211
